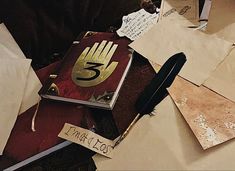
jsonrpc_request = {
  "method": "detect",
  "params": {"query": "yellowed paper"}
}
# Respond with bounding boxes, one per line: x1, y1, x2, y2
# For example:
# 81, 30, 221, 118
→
116, 9, 159, 41
203, 0, 235, 103
168, 77, 235, 149
93, 96, 235, 170
204, 48, 235, 102
129, 20, 232, 85
159, 0, 199, 25
205, 0, 235, 42
0, 58, 31, 155
58, 123, 114, 158
0, 24, 42, 114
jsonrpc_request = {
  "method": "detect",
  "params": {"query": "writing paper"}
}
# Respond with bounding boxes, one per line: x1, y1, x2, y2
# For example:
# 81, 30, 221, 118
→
0, 23, 42, 114
93, 96, 235, 170
159, 0, 199, 25
58, 123, 114, 158
203, 0, 235, 103
0, 58, 31, 155
205, 0, 235, 42
116, 9, 159, 41
129, 20, 232, 85
168, 76, 235, 149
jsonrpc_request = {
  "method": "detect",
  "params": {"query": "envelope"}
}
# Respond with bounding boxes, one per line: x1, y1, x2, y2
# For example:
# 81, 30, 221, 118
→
0, 58, 31, 155
0, 23, 42, 114
93, 96, 235, 170
129, 20, 233, 85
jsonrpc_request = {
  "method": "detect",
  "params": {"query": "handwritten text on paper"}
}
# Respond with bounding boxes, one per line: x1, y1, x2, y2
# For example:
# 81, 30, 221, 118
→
116, 9, 159, 41
58, 123, 115, 158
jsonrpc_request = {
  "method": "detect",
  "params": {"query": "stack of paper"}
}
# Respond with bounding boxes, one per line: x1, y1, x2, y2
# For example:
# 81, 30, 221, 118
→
93, 0, 235, 170
0, 24, 42, 155
0, 24, 42, 114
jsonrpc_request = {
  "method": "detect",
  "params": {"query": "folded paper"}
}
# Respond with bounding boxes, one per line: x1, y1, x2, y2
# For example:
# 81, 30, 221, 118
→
129, 20, 233, 85
0, 58, 31, 155
0, 24, 42, 114
93, 96, 235, 170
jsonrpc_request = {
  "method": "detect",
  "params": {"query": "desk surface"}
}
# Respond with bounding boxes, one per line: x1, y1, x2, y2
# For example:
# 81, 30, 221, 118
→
1, 0, 205, 170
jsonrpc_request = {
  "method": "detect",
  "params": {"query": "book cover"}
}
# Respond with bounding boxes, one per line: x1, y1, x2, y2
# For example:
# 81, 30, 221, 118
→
0, 61, 97, 171
39, 31, 133, 110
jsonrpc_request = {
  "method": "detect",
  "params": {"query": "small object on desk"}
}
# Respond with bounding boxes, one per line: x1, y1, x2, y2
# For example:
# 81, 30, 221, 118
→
114, 52, 186, 146
140, 0, 157, 14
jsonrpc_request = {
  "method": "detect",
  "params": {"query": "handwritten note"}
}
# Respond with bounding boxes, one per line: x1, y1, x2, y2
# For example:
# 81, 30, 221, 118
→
116, 9, 159, 41
159, 0, 199, 25
58, 123, 115, 158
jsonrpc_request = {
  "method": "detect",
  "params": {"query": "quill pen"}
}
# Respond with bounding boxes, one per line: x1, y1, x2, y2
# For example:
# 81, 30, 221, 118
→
114, 52, 186, 146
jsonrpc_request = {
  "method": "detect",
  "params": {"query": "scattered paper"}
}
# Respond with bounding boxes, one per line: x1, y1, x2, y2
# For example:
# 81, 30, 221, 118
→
203, 0, 235, 103
0, 23, 42, 114
116, 9, 159, 41
0, 58, 31, 155
129, 20, 233, 85
205, 0, 235, 42
93, 96, 235, 170
159, 0, 199, 25
168, 76, 235, 149
58, 123, 114, 158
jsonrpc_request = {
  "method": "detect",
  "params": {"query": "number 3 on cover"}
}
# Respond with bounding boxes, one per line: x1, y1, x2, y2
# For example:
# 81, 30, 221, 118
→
72, 40, 118, 87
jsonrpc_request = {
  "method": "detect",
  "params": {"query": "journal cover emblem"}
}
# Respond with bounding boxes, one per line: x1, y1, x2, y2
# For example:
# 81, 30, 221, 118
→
72, 40, 118, 87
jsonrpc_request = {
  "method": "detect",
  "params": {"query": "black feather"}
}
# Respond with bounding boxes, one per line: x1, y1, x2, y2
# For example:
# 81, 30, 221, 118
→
135, 52, 187, 115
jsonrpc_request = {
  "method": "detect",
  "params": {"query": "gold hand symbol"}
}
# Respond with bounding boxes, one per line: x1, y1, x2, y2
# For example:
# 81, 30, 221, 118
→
72, 40, 118, 87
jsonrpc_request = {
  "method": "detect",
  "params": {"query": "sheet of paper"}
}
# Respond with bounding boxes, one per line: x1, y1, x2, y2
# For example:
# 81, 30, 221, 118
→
129, 20, 233, 85
203, 0, 235, 103
168, 76, 235, 149
204, 48, 235, 103
93, 96, 235, 170
159, 0, 199, 25
116, 9, 159, 41
58, 123, 114, 158
0, 23, 42, 114
0, 58, 31, 155
205, 0, 235, 42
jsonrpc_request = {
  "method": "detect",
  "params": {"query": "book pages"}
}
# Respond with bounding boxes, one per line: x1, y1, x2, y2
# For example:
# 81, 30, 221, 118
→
0, 58, 31, 155
0, 24, 42, 114
93, 96, 235, 170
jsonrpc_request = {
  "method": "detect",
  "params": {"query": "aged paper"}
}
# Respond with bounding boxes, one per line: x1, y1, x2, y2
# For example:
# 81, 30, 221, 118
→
59, 123, 114, 158
203, 0, 235, 103
168, 76, 235, 149
93, 96, 235, 170
0, 24, 42, 114
205, 0, 235, 42
204, 49, 235, 103
116, 9, 159, 41
159, 0, 199, 25
129, 20, 233, 85
0, 58, 31, 155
